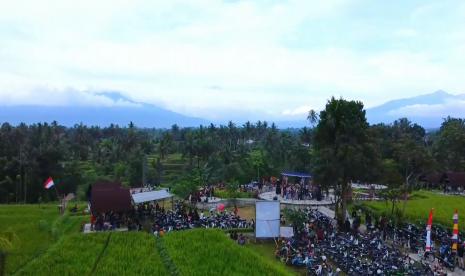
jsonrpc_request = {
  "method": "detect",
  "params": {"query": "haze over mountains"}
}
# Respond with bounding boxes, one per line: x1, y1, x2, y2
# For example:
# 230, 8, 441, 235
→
0, 90, 463, 129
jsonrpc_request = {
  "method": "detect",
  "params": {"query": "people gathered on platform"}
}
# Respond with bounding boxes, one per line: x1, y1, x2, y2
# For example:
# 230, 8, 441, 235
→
90, 201, 253, 234
273, 178, 323, 201
150, 202, 253, 235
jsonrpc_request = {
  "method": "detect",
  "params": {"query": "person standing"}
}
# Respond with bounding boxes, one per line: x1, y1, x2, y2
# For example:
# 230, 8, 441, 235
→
458, 242, 465, 270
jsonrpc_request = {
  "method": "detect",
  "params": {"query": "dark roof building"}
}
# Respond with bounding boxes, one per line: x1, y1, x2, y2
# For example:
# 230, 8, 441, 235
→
443, 172, 465, 189
90, 181, 132, 214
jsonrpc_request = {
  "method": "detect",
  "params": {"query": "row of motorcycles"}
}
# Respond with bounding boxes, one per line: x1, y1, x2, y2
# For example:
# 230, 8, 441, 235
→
287, 208, 459, 275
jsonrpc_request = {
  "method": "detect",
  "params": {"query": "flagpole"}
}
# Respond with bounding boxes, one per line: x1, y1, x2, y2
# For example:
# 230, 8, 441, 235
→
452, 209, 459, 253
53, 180, 63, 215
425, 208, 434, 253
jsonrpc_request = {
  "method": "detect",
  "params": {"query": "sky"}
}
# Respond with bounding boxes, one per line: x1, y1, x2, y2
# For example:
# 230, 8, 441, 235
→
0, 0, 464, 122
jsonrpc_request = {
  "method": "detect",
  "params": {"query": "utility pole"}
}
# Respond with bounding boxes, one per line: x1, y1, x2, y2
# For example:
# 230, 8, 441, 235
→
142, 154, 147, 187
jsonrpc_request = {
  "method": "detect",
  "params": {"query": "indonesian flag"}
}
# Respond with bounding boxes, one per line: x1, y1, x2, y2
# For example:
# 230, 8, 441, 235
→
44, 177, 55, 189
425, 208, 434, 252
452, 209, 459, 252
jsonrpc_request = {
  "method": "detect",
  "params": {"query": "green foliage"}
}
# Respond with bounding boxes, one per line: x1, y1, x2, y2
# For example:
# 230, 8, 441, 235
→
283, 208, 307, 231
95, 233, 168, 275
0, 230, 18, 251
249, 149, 265, 181
0, 204, 58, 274
378, 187, 403, 215
155, 236, 179, 276
379, 159, 403, 188
311, 97, 374, 224
18, 233, 110, 275
433, 117, 465, 171
172, 178, 199, 199
0, 204, 86, 274
363, 190, 465, 231
214, 189, 254, 199
163, 229, 292, 276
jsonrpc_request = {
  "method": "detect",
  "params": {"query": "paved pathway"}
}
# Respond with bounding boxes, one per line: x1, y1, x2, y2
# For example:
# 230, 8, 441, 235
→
258, 192, 334, 206
199, 196, 222, 203
317, 206, 336, 220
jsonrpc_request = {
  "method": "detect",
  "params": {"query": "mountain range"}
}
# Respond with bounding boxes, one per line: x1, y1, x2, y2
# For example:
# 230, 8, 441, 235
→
366, 90, 465, 129
0, 90, 463, 129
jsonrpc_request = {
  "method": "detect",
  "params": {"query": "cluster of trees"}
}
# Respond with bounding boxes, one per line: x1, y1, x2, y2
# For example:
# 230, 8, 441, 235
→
310, 97, 465, 224
0, 97, 464, 211
0, 122, 154, 203
0, 120, 312, 203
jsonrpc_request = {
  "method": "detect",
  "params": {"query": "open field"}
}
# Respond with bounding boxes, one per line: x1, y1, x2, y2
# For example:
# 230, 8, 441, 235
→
245, 241, 306, 276
0, 204, 86, 274
17, 233, 110, 275
163, 229, 293, 276
362, 190, 465, 231
94, 232, 167, 275
2, 204, 299, 275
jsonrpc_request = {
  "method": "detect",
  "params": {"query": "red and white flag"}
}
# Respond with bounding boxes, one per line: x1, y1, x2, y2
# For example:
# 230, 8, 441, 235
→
44, 177, 55, 189
425, 208, 434, 252
452, 209, 459, 252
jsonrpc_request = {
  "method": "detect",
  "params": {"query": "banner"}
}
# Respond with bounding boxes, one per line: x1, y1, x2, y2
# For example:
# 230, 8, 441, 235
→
452, 209, 459, 252
44, 177, 55, 189
425, 208, 434, 252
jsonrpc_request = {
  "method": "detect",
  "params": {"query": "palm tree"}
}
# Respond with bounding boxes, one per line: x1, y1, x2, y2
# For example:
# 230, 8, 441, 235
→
307, 110, 318, 126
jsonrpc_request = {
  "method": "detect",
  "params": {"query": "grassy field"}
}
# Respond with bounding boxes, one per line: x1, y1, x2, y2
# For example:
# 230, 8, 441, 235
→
0, 204, 86, 274
95, 232, 167, 275
214, 189, 255, 199
2, 204, 299, 276
362, 190, 465, 231
163, 229, 293, 276
17, 233, 110, 275
245, 242, 306, 276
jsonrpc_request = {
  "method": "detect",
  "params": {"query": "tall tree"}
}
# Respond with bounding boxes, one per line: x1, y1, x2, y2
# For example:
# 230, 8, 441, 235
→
433, 117, 465, 171
311, 97, 374, 226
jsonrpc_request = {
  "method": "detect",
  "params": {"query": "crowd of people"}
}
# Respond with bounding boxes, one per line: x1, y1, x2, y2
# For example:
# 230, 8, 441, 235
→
272, 178, 323, 201
185, 176, 325, 204
276, 208, 432, 275
89, 200, 253, 235
150, 202, 254, 235
90, 211, 142, 231
275, 207, 465, 275
230, 231, 247, 246
188, 185, 216, 203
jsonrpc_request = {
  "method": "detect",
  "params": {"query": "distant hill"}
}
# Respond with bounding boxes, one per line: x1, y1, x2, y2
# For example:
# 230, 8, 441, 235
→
1, 90, 463, 129
366, 90, 465, 128
0, 92, 209, 128
274, 90, 465, 129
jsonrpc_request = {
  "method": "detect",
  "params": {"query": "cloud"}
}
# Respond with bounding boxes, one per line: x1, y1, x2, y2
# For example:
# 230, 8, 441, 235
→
282, 105, 313, 116
0, 1, 464, 121
0, 85, 141, 108
387, 99, 465, 118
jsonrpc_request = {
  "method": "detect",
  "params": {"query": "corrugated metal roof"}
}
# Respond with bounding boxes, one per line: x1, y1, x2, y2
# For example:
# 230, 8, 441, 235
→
281, 171, 312, 178
131, 189, 173, 204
